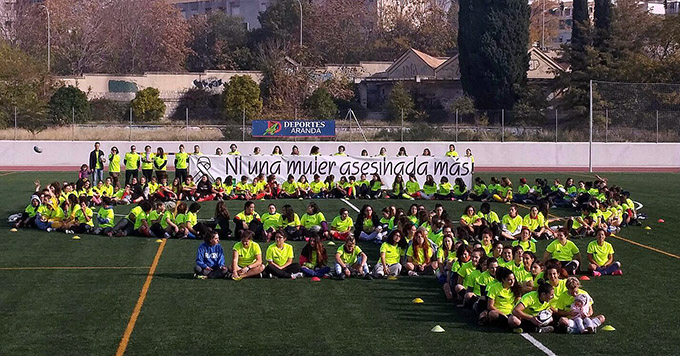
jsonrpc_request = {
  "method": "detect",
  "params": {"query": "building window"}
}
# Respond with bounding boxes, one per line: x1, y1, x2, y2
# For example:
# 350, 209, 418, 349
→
564, 8, 571, 16
232, 5, 240, 15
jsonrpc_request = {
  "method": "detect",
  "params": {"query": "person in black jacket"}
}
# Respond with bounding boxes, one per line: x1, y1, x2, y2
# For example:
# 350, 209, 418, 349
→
354, 204, 383, 243
89, 142, 105, 185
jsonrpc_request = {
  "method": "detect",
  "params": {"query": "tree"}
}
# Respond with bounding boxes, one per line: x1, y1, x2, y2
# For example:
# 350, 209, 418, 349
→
187, 12, 252, 71
594, 0, 612, 49
371, 0, 457, 60
15, 0, 190, 74
571, 0, 591, 62
304, 88, 337, 119
222, 75, 263, 121
0, 41, 52, 131
49, 86, 90, 125
253, 0, 305, 45
528, 0, 560, 48
256, 40, 311, 117
458, 0, 530, 110
131, 87, 165, 122
172, 88, 220, 121
386, 82, 414, 121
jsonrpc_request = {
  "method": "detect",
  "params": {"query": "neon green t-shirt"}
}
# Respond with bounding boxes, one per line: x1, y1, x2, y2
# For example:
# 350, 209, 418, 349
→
282, 181, 298, 194
331, 216, 353, 233
266, 243, 294, 266
124, 152, 140, 170
406, 245, 432, 265
261, 212, 282, 231
108, 154, 121, 173
337, 245, 363, 265
487, 282, 518, 315
175, 152, 189, 169
587, 240, 614, 267
380, 243, 403, 265
512, 240, 537, 253
301, 212, 325, 228
519, 291, 551, 316
233, 241, 262, 268
405, 181, 420, 195
546, 240, 580, 261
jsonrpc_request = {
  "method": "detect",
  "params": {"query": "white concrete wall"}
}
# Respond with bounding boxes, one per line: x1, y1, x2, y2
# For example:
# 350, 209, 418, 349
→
1, 141, 678, 170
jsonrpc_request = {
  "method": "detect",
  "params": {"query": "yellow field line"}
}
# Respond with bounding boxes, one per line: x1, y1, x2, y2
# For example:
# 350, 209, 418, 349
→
0, 266, 150, 271
0, 171, 18, 177
115, 239, 167, 356
515, 202, 680, 260
608, 234, 680, 259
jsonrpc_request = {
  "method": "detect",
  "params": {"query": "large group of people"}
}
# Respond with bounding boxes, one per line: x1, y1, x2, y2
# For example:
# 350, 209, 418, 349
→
10, 142, 640, 334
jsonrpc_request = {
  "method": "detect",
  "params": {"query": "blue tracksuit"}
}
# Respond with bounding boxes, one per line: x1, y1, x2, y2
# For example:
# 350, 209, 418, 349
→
196, 242, 225, 269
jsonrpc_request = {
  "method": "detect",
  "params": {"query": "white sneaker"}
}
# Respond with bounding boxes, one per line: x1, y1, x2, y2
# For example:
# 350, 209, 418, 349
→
291, 272, 304, 280
408, 270, 419, 277
65, 230, 74, 234
46, 227, 53, 233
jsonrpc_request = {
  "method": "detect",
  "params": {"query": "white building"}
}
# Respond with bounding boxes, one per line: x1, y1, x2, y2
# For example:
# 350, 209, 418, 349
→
168, 0, 273, 29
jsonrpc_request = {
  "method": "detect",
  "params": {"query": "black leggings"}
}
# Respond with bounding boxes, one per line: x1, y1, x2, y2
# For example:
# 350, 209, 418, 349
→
264, 263, 301, 279
233, 219, 264, 240
124, 169, 138, 186
175, 169, 187, 183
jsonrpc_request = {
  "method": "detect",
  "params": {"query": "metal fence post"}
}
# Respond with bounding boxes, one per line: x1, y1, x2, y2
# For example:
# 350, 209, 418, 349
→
501, 109, 505, 142
555, 109, 558, 143
185, 107, 189, 142
242, 108, 245, 142
656, 110, 659, 143
129, 107, 132, 142
72, 106, 75, 141
455, 109, 459, 142
589, 80, 593, 173
605, 109, 608, 143
14, 106, 17, 141
401, 109, 404, 142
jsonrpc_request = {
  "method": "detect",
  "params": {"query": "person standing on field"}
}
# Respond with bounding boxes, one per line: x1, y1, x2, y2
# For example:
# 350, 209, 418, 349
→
124, 145, 140, 186
89, 142, 105, 185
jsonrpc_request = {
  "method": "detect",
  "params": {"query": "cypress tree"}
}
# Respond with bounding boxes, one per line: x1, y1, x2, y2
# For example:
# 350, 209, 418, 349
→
458, 0, 530, 110
594, 0, 612, 49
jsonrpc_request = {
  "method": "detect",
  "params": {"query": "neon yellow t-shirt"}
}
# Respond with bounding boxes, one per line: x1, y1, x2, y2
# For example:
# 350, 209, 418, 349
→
546, 240, 580, 261
141, 152, 155, 170
282, 181, 298, 194
261, 212, 282, 231
108, 154, 121, 173
380, 243, 403, 265
587, 240, 614, 267
502, 214, 523, 232
301, 212, 325, 228
266, 243, 294, 266
512, 240, 537, 253
235, 211, 260, 224
406, 245, 432, 265
519, 291, 551, 316
437, 248, 456, 264
337, 245, 363, 265
124, 152, 140, 170
487, 282, 517, 315
331, 216, 353, 232
405, 181, 420, 195
233, 241, 262, 268
175, 152, 189, 169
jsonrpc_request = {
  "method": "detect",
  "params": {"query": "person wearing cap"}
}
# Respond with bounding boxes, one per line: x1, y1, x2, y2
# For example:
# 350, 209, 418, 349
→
515, 178, 531, 204
16, 194, 41, 228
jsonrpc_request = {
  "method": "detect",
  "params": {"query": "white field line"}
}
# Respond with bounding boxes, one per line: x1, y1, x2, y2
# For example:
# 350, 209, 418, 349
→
340, 198, 360, 213
520, 333, 558, 356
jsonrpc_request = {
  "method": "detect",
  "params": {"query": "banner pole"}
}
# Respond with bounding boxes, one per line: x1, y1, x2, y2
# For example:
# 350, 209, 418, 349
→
589, 79, 593, 173
242, 108, 245, 142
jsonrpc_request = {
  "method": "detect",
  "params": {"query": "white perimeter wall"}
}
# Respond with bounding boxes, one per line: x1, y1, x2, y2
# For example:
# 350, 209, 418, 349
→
0, 141, 679, 170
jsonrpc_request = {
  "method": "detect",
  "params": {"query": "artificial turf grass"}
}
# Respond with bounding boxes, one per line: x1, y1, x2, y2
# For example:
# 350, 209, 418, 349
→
1, 171, 679, 355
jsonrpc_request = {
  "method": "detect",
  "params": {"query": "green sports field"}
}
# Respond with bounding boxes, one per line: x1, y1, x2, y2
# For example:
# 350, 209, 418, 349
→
0, 171, 678, 356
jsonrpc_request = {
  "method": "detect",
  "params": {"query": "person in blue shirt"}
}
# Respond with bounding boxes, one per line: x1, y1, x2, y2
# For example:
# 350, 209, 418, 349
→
194, 231, 228, 279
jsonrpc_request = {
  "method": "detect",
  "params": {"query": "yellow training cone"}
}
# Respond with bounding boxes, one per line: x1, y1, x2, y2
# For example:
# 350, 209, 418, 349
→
10, 228, 18, 232
327, 241, 336, 246
155, 239, 163, 243
412, 298, 424, 304
387, 276, 398, 281
644, 226, 652, 230
72, 236, 81, 240
602, 325, 616, 331
430, 325, 445, 333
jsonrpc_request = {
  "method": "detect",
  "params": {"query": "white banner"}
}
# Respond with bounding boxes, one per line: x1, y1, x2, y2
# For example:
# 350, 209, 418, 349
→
189, 155, 472, 187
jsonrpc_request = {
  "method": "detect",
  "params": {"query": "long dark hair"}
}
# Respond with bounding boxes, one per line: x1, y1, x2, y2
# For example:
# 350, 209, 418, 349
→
214, 201, 230, 219
282, 204, 295, 223
301, 234, 327, 267
495, 267, 523, 299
